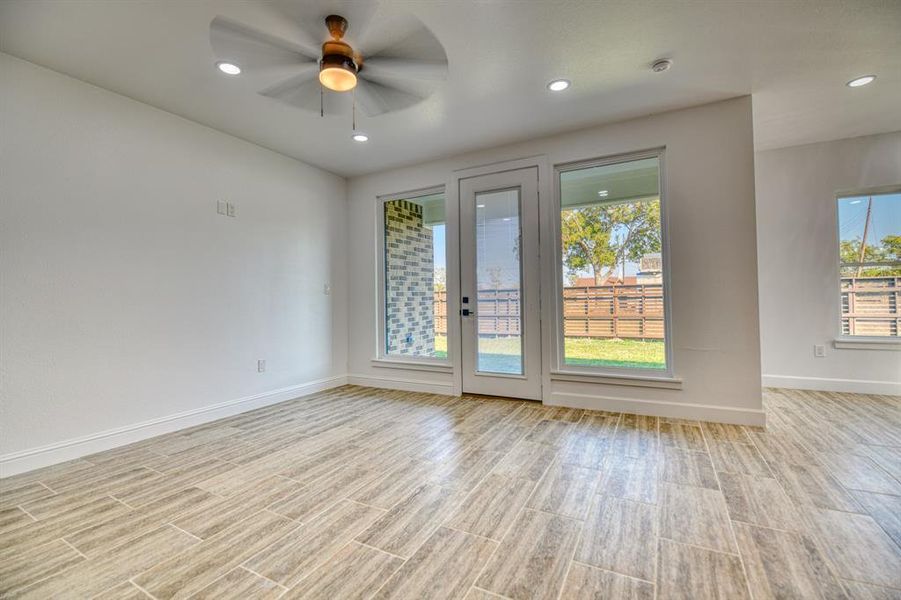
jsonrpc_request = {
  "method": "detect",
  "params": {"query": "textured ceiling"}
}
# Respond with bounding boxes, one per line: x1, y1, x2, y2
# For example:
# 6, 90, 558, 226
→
2, 0, 899, 177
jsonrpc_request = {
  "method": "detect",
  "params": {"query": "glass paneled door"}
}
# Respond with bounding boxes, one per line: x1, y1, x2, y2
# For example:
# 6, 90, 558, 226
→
459, 168, 542, 399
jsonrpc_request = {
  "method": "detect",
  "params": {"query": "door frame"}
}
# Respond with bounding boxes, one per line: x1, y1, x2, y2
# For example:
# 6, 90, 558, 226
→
448, 156, 553, 399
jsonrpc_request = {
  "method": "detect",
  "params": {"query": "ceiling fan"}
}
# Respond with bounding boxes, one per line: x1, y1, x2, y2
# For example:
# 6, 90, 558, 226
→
209, 5, 448, 118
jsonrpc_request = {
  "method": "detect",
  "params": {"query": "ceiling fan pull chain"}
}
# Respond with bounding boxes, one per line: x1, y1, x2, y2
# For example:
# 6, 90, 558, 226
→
352, 87, 356, 131
320, 80, 324, 117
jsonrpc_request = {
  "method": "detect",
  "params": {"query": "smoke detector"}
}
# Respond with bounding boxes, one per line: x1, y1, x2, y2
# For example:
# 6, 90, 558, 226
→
651, 58, 673, 73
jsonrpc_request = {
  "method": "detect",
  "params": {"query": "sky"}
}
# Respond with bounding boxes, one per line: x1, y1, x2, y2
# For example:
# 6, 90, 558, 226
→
838, 193, 900, 249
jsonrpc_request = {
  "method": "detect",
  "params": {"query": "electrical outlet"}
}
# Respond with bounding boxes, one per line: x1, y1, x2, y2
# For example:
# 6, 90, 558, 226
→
814, 344, 826, 358
257, 359, 266, 372
227, 202, 236, 217
217, 200, 227, 215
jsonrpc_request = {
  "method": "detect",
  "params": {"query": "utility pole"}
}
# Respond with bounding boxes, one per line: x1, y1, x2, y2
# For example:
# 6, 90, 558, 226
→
856, 197, 873, 277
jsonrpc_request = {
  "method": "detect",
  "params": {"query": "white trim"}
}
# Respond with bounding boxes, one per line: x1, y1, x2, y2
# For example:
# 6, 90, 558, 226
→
833, 337, 901, 351
347, 373, 456, 395
762, 374, 901, 396
550, 370, 682, 389
370, 358, 453, 373
457, 166, 543, 400
547, 391, 766, 426
0, 375, 348, 478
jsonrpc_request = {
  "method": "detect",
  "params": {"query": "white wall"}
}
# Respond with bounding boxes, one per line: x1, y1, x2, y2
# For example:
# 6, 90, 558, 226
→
755, 132, 901, 395
0, 54, 348, 475
347, 96, 764, 425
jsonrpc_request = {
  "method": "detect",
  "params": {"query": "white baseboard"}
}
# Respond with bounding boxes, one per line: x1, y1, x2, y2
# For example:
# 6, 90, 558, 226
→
347, 373, 455, 396
0, 375, 348, 478
762, 374, 901, 396
546, 391, 767, 426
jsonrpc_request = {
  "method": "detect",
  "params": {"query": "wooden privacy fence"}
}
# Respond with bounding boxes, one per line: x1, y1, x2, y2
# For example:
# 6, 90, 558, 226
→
434, 284, 665, 340
434, 276, 900, 339
841, 276, 900, 337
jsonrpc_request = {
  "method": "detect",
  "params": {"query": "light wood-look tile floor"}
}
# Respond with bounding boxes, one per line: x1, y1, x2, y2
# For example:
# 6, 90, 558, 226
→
2, 386, 900, 599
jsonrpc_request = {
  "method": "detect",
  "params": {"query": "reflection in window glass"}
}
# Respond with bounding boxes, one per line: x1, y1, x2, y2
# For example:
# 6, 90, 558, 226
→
559, 156, 667, 370
383, 192, 447, 357
838, 192, 901, 337
475, 189, 523, 374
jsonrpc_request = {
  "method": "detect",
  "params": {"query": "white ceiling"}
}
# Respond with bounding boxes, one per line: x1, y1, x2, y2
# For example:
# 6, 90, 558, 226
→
2, 0, 899, 177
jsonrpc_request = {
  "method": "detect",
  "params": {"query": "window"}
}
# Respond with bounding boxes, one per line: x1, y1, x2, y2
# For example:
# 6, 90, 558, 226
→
379, 189, 447, 360
837, 189, 901, 338
556, 151, 671, 374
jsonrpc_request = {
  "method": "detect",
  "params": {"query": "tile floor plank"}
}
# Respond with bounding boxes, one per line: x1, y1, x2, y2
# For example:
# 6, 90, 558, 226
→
560, 562, 654, 600
355, 484, 463, 558
733, 522, 845, 600
281, 542, 402, 600
445, 473, 535, 540
245, 500, 385, 588
803, 507, 901, 589
656, 538, 750, 599
576, 494, 656, 581
476, 509, 582, 600
526, 461, 601, 520
133, 510, 299, 599
659, 483, 737, 553
374, 526, 497, 600
718, 472, 801, 531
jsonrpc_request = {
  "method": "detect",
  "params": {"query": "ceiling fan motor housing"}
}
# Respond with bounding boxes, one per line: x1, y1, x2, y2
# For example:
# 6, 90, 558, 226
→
321, 39, 357, 72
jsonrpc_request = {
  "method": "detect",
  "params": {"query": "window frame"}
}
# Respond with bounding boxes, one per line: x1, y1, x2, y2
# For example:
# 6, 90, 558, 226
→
834, 184, 901, 345
375, 185, 451, 365
551, 148, 675, 378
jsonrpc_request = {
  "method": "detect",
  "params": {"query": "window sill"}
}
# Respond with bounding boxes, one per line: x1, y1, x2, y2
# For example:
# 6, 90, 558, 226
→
549, 370, 683, 390
371, 358, 453, 373
833, 337, 901, 351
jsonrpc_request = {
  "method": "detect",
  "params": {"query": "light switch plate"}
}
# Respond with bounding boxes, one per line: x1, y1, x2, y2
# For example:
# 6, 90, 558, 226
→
226, 202, 236, 217
257, 359, 266, 372
217, 200, 227, 215
814, 344, 826, 357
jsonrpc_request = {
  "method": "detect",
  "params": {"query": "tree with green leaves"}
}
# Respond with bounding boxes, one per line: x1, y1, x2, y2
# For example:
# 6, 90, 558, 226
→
840, 235, 901, 277
561, 201, 661, 285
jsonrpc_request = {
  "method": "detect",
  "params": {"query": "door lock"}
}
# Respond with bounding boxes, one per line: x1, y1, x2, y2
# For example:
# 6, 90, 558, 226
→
460, 308, 472, 316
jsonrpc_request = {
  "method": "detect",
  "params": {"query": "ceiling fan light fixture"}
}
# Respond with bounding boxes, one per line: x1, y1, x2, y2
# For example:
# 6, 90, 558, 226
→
319, 54, 358, 92
352, 132, 369, 142
547, 79, 571, 92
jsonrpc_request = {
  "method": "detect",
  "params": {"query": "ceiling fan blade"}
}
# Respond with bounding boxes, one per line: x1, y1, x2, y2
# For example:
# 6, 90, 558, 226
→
261, 76, 351, 115
361, 57, 447, 82
259, 64, 320, 97
210, 15, 319, 69
359, 16, 447, 64
354, 77, 428, 117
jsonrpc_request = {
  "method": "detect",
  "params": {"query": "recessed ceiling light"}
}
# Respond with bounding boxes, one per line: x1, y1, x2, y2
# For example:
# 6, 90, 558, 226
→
846, 75, 876, 88
597, 190, 609, 197
547, 79, 571, 92
216, 62, 241, 76
352, 132, 369, 142
477, 204, 486, 208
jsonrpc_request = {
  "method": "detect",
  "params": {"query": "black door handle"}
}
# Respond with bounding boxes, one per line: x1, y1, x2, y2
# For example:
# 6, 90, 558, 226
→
460, 308, 471, 316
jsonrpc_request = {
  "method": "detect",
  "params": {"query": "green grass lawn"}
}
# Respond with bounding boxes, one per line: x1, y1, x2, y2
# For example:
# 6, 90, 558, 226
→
433, 335, 665, 370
